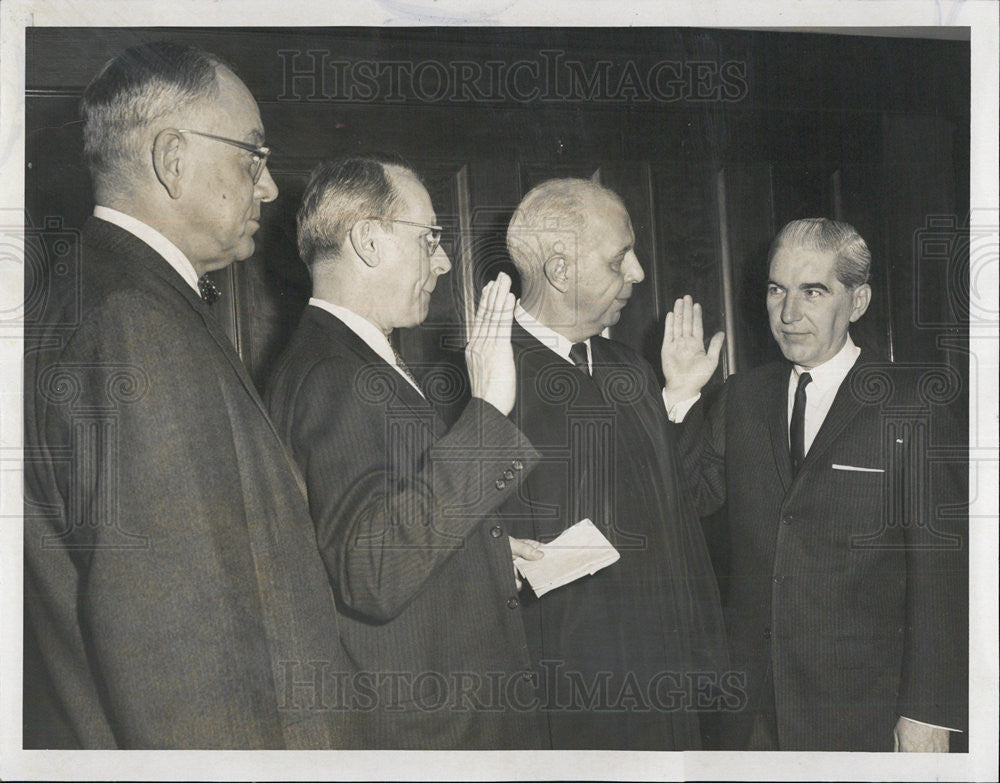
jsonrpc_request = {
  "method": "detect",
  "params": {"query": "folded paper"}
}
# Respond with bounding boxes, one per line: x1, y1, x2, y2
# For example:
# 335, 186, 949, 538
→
514, 518, 620, 598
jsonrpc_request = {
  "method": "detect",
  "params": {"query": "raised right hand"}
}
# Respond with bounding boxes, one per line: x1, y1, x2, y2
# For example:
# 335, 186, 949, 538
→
661, 295, 725, 403
466, 271, 517, 415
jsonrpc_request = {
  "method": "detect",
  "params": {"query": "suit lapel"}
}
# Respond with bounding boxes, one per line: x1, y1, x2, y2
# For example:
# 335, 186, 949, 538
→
768, 362, 794, 492
797, 350, 871, 473
308, 305, 440, 427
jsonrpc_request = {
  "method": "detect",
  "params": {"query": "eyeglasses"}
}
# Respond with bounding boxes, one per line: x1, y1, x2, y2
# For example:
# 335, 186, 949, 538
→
371, 217, 443, 255
176, 129, 271, 184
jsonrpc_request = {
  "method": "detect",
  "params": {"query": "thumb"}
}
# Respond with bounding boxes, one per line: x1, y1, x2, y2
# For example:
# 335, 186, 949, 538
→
707, 331, 726, 362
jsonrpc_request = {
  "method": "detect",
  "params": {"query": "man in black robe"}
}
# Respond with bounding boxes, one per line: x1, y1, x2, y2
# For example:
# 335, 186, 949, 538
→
499, 178, 730, 749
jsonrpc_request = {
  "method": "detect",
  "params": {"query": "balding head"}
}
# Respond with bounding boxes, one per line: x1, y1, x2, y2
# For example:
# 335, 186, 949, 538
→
507, 178, 643, 341
506, 178, 625, 291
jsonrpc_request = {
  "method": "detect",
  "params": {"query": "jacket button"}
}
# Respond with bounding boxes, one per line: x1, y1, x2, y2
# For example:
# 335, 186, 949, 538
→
782, 515, 793, 525
522, 670, 537, 683
495, 478, 507, 490
512, 459, 523, 471
773, 575, 784, 584
503, 469, 515, 480
763, 626, 772, 640
490, 525, 503, 539
507, 597, 520, 610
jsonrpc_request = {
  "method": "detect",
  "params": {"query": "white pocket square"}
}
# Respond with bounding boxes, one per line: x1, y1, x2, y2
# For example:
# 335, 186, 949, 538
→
831, 463, 884, 473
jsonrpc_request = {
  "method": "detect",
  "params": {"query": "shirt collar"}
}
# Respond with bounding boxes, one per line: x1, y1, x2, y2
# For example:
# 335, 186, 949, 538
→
792, 334, 861, 392
514, 302, 590, 365
309, 297, 396, 362
93, 205, 201, 294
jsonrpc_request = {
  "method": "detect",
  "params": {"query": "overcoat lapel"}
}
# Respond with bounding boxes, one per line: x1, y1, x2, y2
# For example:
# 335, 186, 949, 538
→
88, 217, 307, 491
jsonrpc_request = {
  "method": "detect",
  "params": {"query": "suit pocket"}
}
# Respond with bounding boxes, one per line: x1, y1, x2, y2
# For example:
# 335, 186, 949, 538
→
831, 463, 885, 473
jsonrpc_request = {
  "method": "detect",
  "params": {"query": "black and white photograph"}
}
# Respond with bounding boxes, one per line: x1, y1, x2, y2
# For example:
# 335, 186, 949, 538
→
1, 1, 996, 780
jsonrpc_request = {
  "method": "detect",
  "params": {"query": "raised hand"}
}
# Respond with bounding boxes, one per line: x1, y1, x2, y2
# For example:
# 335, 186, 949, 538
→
466, 271, 517, 415
661, 295, 725, 405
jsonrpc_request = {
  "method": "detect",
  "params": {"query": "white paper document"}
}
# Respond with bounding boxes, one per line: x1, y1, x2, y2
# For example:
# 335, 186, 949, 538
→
513, 518, 620, 598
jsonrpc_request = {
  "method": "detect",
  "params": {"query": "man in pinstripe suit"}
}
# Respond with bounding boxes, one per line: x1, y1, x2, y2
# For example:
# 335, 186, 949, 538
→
663, 218, 967, 751
266, 157, 546, 748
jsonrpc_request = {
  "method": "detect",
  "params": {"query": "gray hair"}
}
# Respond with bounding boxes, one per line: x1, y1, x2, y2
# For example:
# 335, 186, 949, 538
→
506, 178, 624, 283
769, 218, 872, 288
81, 41, 224, 187
296, 157, 415, 270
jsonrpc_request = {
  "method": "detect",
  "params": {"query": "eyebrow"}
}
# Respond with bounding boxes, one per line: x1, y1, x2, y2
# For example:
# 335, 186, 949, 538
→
245, 129, 265, 145
767, 279, 832, 292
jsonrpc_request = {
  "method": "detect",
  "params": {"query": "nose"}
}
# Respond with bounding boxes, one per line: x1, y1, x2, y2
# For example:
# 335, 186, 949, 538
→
624, 251, 644, 284
432, 244, 452, 276
255, 165, 278, 203
780, 292, 802, 324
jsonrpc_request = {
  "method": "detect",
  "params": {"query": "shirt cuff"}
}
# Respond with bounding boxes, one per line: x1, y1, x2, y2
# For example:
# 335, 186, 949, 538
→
662, 389, 701, 422
899, 715, 962, 733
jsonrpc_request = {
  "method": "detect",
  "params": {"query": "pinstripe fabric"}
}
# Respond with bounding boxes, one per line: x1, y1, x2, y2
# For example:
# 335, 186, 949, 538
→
266, 306, 546, 749
677, 354, 968, 750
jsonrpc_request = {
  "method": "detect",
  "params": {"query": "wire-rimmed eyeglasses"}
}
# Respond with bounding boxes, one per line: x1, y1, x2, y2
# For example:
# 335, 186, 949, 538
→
371, 217, 443, 255
176, 129, 271, 184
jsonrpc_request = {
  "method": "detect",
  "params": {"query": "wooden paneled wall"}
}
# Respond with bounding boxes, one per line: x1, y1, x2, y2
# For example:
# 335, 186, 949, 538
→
25, 28, 969, 409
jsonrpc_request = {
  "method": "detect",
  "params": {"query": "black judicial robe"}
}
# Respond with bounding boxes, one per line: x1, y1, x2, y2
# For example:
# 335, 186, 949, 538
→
500, 323, 729, 750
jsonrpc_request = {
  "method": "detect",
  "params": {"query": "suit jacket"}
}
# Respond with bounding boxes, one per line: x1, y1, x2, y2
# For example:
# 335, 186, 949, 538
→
677, 352, 968, 750
23, 217, 349, 749
265, 305, 546, 749
498, 323, 729, 750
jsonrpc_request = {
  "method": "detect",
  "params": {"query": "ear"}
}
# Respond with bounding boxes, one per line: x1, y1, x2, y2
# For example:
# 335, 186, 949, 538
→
349, 219, 381, 268
542, 255, 570, 294
152, 129, 184, 199
849, 282, 872, 322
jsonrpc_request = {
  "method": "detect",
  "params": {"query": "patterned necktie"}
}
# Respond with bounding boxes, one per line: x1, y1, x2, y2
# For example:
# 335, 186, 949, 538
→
198, 276, 221, 306
569, 342, 590, 375
391, 345, 421, 391
790, 371, 812, 475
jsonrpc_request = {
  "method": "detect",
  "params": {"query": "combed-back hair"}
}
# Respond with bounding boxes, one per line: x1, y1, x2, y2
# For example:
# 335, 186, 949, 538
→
506, 178, 624, 283
81, 41, 225, 186
297, 157, 417, 270
769, 218, 872, 288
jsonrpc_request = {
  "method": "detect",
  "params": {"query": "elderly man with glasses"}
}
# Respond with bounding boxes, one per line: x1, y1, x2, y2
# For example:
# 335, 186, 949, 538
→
23, 42, 350, 748
266, 157, 546, 749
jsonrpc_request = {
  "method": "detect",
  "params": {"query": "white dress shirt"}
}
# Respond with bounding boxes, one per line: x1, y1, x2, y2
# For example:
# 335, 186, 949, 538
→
665, 336, 862, 455
308, 297, 424, 396
784, 336, 861, 455
93, 205, 201, 294
514, 302, 592, 374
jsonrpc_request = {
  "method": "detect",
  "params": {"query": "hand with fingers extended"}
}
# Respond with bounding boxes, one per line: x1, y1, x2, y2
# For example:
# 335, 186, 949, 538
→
466, 271, 518, 415
661, 295, 725, 407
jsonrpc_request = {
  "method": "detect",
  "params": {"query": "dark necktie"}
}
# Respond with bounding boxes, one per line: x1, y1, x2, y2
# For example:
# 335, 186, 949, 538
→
198, 276, 220, 305
391, 345, 422, 391
569, 342, 590, 375
790, 371, 812, 475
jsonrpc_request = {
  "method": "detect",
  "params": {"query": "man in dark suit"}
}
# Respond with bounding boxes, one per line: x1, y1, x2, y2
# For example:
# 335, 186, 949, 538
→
266, 157, 545, 749
662, 218, 968, 751
498, 178, 730, 750
23, 42, 347, 748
